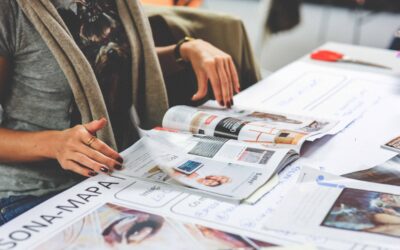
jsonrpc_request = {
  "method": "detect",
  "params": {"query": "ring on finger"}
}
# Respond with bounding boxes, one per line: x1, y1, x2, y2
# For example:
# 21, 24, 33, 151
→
86, 136, 96, 148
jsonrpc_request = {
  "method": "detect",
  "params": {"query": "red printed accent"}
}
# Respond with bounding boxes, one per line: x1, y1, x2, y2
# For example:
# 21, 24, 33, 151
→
205, 115, 217, 125
154, 127, 179, 133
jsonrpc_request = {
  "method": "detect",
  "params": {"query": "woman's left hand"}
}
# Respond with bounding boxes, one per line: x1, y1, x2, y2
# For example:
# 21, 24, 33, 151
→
180, 39, 240, 108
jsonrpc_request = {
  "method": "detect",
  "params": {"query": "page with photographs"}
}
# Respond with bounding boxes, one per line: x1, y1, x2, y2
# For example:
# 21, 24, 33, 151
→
343, 155, 400, 187
382, 135, 400, 153
264, 167, 400, 248
33, 203, 278, 250
162, 105, 337, 151
0, 164, 392, 250
118, 129, 297, 201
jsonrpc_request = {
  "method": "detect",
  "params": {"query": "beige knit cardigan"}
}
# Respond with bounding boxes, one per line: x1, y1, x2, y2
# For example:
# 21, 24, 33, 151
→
16, 0, 169, 150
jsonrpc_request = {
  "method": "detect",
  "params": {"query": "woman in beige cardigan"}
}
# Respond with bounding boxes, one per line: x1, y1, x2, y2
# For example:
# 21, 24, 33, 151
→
0, 0, 258, 226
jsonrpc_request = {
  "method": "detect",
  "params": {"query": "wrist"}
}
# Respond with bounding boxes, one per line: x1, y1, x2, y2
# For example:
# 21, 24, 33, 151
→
175, 37, 196, 63
180, 40, 193, 62
38, 130, 63, 159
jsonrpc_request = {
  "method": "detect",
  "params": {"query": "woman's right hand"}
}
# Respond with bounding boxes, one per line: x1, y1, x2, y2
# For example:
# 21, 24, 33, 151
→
53, 118, 123, 177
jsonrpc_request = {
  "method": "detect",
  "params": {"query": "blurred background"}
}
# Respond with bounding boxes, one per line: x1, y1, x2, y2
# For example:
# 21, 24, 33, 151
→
142, 0, 399, 75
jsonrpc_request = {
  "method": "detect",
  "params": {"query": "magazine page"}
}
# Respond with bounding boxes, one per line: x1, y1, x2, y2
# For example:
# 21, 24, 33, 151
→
264, 167, 400, 248
382, 135, 400, 153
33, 203, 278, 250
162, 105, 337, 150
118, 129, 296, 201
343, 155, 400, 186
0, 164, 390, 250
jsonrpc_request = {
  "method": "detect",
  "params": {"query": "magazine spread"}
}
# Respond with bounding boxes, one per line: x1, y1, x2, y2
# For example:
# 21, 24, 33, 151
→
123, 103, 336, 201
162, 103, 337, 150
119, 103, 338, 202
119, 129, 296, 202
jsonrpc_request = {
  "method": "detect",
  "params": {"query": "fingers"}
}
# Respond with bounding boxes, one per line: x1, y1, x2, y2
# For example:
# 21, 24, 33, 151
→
63, 160, 98, 177
57, 121, 124, 177
204, 61, 223, 106
183, 39, 239, 107
85, 136, 123, 164
78, 144, 123, 171
192, 71, 209, 101
223, 58, 234, 106
72, 152, 113, 174
201, 56, 239, 108
216, 58, 232, 108
84, 118, 107, 135
229, 60, 240, 94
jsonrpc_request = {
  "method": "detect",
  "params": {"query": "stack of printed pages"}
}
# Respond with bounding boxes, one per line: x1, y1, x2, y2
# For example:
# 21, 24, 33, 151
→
119, 102, 338, 202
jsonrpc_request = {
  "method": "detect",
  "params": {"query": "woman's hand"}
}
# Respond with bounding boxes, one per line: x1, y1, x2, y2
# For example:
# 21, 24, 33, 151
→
52, 118, 123, 177
180, 39, 240, 108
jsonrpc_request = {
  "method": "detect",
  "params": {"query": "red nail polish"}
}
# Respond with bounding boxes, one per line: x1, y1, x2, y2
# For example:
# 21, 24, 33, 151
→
100, 167, 109, 173
219, 100, 224, 106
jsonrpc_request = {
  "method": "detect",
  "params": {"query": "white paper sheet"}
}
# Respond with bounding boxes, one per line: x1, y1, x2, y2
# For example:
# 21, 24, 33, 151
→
0, 165, 391, 250
235, 61, 400, 174
235, 61, 398, 131
265, 167, 400, 249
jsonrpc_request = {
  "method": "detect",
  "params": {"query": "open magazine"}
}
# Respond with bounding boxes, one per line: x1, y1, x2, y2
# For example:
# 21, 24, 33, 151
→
162, 102, 337, 148
120, 103, 338, 202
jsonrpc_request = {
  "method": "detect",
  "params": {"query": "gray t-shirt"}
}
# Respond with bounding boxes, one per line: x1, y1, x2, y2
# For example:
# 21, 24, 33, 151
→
0, 0, 84, 198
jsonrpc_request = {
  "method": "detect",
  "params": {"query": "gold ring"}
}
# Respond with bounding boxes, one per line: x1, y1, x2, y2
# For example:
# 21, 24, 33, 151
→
86, 136, 96, 147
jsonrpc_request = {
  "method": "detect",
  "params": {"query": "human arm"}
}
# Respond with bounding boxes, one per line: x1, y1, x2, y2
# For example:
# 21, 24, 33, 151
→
0, 120, 123, 177
156, 39, 240, 108
0, 57, 123, 177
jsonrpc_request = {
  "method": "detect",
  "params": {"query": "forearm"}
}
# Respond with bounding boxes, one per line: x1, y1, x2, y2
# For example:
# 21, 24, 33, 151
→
156, 45, 186, 76
0, 128, 59, 163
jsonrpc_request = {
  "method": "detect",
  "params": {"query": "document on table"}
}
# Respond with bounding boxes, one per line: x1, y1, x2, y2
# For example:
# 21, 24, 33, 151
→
265, 167, 400, 249
235, 61, 397, 134
235, 61, 400, 174
0, 165, 392, 250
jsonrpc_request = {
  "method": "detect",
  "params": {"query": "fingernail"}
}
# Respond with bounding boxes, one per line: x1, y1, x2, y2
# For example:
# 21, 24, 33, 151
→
226, 101, 231, 109
118, 157, 124, 163
115, 165, 123, 171
231, 99, 234, 106
219, 100, 224, 106
89, 171, 98, 177
100, 167, 109, 173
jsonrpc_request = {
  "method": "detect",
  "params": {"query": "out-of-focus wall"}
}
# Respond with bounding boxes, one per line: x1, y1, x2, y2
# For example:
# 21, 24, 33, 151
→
204, 0, 399, 72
